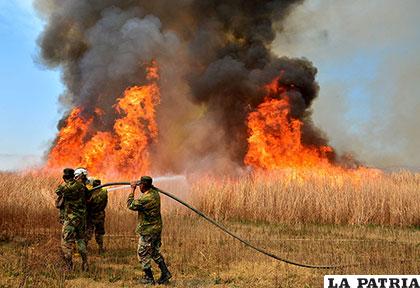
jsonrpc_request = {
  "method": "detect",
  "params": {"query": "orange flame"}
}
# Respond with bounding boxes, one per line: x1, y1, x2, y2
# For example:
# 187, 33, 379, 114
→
245, 79, 334, 170
46, 108, 92, 168
79, 132, 114, 177
112, 83, 160, 178
46, 62, 160, 180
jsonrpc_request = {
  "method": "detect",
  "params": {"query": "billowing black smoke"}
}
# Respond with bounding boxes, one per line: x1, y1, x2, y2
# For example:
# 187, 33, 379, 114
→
36, 0, 334, 172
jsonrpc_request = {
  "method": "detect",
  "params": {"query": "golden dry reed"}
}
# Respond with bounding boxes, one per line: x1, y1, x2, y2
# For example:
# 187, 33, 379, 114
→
0, 170, 419, 288
190, 168, 420, 226
1, 168, 419, 239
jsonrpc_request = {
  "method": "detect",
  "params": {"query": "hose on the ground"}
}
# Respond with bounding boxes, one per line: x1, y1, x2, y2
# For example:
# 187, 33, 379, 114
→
91, 182, 357, 269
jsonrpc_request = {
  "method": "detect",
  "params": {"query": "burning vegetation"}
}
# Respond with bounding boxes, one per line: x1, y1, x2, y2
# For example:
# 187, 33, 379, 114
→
38, 0, 359, 178
46, 62, 160, 179
244, 77, 335, 170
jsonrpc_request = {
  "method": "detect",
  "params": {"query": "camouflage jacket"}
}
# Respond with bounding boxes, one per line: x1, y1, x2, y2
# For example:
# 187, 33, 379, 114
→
127, 187, 162, 235
87, 188, 108, 216
55, 179, 90, 222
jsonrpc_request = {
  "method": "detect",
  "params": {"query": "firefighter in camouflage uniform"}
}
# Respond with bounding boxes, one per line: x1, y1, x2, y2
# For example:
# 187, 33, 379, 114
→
86, 178, 108, 253
127, 176, 172, 285
55, 168, 90, 271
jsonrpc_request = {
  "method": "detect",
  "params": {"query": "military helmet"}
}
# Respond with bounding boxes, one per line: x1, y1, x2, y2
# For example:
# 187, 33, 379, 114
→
63, 168, 74, 177
139, 176, 153, 185
92, 179, 101, 187
87, 176, 95, 185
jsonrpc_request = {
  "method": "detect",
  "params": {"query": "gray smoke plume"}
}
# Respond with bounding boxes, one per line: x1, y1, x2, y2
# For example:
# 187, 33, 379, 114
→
36, 0, 337, 172
273, 0, 420, 169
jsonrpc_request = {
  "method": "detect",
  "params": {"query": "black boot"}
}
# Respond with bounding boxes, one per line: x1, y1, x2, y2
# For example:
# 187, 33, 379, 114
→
98, 245, 105, 255
157, 259, 172, 284
98, 242, 105, 255
96, 235, 105, 254
81, 254, 89, 272
139, 268, 155, 285
63, 256, 73, 271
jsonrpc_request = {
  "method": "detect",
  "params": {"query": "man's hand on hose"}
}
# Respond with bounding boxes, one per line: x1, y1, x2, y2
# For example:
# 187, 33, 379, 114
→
130, 181, 138, 190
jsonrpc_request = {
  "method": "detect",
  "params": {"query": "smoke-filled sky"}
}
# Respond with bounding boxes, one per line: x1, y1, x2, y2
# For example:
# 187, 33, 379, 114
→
273, 0, 420, 168
0, 0, 419, 170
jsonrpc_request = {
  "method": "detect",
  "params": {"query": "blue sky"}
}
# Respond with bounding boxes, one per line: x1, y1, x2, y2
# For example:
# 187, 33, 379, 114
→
0, 1, 62, 164
0, 1, 418, 169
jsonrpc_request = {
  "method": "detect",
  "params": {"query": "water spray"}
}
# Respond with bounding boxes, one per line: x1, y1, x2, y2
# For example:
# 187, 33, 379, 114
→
105, 175, 186, 192
91, 179, 355, 269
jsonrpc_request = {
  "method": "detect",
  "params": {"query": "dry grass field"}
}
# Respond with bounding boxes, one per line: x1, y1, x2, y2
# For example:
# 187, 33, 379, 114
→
0, 170, 419, 287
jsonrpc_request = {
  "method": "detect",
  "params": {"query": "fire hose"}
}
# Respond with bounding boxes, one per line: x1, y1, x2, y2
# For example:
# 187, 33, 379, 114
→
91, 181, 355, 269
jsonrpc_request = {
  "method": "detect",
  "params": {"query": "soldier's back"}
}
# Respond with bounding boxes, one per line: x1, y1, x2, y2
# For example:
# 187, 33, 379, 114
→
138, 188, 162, 235
88, 188, 108, 214
62, 180, 88, 220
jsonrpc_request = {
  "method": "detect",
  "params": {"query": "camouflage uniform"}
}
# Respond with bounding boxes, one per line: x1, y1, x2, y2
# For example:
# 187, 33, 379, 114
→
127, 187, 164, 270
86, 187, 108, 251
55, 189, 65, 224
55, 179, 90, 269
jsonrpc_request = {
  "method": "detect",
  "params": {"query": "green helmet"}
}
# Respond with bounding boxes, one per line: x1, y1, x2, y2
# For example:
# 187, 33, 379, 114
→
92, 179, 101, 187
139, 176, 153, 185
63, 168, 74, 177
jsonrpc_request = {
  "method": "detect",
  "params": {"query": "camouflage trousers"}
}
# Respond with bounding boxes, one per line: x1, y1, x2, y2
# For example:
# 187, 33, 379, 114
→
137, 233, 164, 270
61, 216, 87, 260
86, 212, 105, 246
